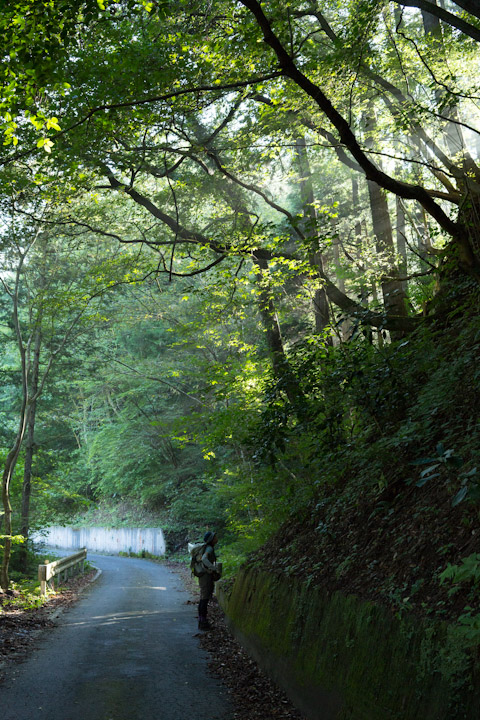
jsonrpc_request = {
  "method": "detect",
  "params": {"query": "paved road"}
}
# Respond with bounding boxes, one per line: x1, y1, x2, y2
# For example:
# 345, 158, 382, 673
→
0, 554, 232, 720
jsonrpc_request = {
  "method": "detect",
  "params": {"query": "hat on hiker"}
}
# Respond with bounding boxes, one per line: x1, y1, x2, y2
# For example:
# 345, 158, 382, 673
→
204, 530, 216, 544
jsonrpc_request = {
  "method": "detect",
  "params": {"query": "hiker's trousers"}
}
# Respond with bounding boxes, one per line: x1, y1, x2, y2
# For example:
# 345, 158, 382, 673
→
198, 572, 214, 600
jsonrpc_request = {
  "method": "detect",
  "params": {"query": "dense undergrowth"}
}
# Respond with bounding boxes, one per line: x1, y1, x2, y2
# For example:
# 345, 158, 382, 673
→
245, 300, 480, 634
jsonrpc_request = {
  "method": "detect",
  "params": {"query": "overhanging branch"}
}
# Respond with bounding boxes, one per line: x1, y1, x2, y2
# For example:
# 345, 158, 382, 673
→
239, 0, 464, 243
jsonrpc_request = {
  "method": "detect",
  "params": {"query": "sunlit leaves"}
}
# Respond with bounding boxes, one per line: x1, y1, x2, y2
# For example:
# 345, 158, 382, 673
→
36, 138, 54, 153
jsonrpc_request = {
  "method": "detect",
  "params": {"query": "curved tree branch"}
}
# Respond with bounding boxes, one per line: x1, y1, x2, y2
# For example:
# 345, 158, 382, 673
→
392, 0, 480, 43
0, 72, 283, 168
239, 0, 465, 243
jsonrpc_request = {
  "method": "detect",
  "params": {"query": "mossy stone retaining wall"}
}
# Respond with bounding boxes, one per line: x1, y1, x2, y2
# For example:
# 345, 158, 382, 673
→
217, 568, 480, 720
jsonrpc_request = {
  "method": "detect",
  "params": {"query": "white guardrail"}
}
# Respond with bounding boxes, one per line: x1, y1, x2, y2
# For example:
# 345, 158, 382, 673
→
38, 548, 88, 596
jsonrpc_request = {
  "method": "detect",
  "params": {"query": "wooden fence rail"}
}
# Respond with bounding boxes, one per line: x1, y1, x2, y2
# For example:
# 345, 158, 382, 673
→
38, 548, 87, 596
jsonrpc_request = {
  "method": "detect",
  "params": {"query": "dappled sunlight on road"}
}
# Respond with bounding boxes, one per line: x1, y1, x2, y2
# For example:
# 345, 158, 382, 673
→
105, 585, 167, 591
64, 608, 174, 628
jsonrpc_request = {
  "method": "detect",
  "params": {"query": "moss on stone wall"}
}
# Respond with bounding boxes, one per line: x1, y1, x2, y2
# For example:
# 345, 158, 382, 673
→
217, 568, 480, 720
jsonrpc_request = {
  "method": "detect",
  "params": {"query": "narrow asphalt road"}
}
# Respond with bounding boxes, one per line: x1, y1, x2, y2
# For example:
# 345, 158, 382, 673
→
0, 554, 233, 720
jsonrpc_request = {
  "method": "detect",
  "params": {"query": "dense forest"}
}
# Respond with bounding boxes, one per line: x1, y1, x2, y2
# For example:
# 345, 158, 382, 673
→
1, 0, 479, 640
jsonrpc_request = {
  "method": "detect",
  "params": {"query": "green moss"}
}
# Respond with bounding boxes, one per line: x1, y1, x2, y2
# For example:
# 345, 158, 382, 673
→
219, 569, 480, 720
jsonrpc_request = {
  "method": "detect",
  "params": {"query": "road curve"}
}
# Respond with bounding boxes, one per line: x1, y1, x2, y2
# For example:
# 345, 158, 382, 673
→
0, 554, 232, 720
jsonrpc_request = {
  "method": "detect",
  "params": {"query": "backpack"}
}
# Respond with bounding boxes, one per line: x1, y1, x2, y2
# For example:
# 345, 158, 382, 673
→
188, 541, 207, 577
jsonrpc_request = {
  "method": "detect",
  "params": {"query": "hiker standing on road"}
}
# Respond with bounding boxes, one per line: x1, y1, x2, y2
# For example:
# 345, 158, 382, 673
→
198, 530, 219, 630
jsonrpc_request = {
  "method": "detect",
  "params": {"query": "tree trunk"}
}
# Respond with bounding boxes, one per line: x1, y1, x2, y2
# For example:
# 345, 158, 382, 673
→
294, 136, 331, 339
352, 178, 363, 241
1, 267, 28, 591
353, 186, 373, 343
363, 110, 409, 331
1, 414, 28, 590
396, 197, 408, 294
367, 177, 408, 324
19, 326, 42, 571
414, 203, 432, 261
332, 237, 351, 341
252, 254, 308, 411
